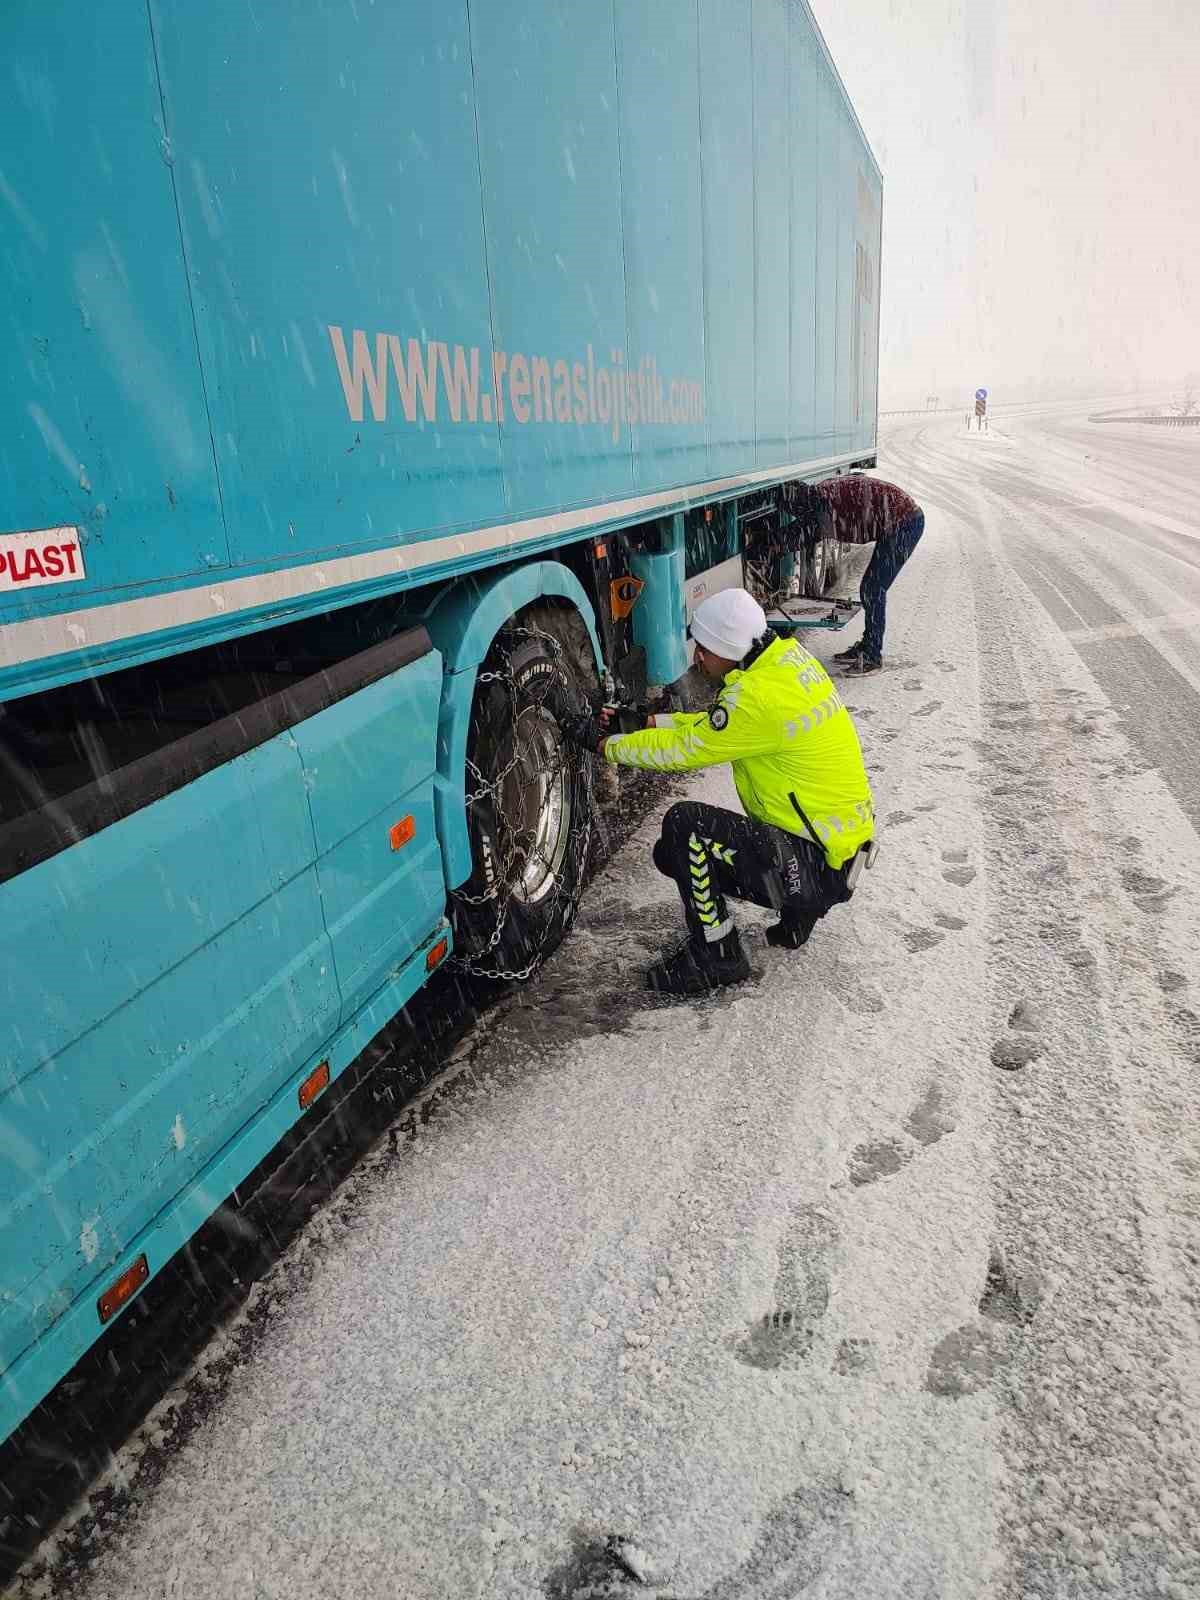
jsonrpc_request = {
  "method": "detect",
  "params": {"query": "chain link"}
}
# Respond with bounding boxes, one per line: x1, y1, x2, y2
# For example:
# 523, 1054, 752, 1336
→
449, 624, 595, 983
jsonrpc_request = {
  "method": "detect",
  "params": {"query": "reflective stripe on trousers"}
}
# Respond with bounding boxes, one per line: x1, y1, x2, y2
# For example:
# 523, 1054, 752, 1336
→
688, 832, 734, 943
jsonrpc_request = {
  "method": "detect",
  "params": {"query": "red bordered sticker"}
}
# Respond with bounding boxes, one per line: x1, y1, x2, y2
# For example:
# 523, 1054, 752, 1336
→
0, 527, 86, 591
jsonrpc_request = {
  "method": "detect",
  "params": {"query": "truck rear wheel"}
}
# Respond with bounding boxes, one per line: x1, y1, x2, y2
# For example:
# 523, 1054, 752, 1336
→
804, 535, 840, 596
451, 628, 594, 980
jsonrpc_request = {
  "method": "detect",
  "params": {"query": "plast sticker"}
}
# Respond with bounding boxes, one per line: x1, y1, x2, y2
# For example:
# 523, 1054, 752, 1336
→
0, 527, 86, 591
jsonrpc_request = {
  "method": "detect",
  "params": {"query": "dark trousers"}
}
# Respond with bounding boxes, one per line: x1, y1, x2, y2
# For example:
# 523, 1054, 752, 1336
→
652, 801, 851, 944
861, 511, 925, 660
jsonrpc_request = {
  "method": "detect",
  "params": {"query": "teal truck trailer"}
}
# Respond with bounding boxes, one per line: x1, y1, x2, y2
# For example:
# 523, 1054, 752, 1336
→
0, 0, 880, 1445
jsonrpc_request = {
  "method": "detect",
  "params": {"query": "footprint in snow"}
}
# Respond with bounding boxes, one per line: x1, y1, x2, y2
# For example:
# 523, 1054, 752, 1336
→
734, 1204, 834, 1371
848, 1138, 911, 1186
844, 987, 885, 1016
886, 810, 914, 826
1119, 865, 1177, 915
925, 1321, 1009, 1399
1169, 1005, 1200, 1066
735, 1308, 817, 1371
694, 1485, 850, 1595
902, 678, 924, 691
903, 1082, 957, 1147
849, 1083, 957, 1189
978, 1245, 1040, 1326
832, 1337, 876, 1377
991, 1037, 1043, 1071
1120, 866, 1168, 897
943, 865, 976, 887
905, 927, 944, 953
913, 700, 943, 718
934, 911, 968, 931
1062, 944, 1098, 976
1008, 999, 1047, 1031
544, 1534, 674, 1599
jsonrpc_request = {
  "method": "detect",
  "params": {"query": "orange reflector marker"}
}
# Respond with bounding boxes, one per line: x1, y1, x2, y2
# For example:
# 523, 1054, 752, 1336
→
389, 814, 416, 851
299, 1059, 330, 1110
426, 937, 449, 972
98, 1254, 149, 1325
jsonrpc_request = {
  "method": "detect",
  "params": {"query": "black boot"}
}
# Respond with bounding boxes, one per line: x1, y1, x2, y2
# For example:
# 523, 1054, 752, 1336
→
833, 639, 864, 663
766, 909, 818, 949
646, 930, 751, 996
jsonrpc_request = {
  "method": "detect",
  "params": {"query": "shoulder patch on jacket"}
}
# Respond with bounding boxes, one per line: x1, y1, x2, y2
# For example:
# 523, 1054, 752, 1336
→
708, 705, 729, 731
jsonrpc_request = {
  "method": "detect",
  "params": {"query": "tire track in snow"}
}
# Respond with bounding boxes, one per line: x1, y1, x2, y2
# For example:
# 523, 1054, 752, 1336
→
962, 473, 1200, 1600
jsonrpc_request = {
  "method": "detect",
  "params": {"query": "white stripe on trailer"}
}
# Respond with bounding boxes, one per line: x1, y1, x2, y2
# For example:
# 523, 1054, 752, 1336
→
0, 451, 866, 671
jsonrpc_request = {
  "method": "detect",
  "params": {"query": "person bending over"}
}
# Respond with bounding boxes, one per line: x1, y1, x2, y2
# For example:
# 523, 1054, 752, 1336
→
811, 473, 925, 673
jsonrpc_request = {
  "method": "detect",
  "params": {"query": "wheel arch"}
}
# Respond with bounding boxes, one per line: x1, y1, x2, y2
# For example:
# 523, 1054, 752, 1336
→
421, 560, 602, 890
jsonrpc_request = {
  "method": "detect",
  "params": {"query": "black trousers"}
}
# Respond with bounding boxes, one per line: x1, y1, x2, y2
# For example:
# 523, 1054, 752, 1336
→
652, 801, 852, 944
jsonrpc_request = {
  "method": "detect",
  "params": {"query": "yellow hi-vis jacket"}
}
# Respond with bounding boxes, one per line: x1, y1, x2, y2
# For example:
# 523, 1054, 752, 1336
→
603, 635, 874, 868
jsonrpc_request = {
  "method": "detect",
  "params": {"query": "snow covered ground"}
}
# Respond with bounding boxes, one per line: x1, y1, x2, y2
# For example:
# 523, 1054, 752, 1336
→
14, 410, 1200, 1599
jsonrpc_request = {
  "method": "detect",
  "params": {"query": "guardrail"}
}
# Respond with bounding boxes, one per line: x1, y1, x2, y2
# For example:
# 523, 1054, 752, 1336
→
881, 397, 1184, 421
1088, 411, 1200, 427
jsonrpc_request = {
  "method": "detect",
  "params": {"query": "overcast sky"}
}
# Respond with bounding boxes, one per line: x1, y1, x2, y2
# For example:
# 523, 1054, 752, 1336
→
808, 0, 1200, 409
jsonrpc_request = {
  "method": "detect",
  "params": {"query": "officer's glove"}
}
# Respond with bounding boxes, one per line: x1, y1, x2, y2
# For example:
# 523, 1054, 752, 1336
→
559, 710, 609, 753
607, 703, 653, 734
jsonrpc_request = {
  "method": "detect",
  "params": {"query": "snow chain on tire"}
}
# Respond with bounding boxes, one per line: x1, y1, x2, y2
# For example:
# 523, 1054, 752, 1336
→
450, 624, 594, 983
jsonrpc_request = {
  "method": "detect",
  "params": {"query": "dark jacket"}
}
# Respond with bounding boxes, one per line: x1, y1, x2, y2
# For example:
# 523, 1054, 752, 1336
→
816, 475, 921, 546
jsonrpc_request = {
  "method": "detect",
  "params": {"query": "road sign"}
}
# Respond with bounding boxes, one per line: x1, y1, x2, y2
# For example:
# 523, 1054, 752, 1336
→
975, 388, 988, 401
975, 398, 986, 416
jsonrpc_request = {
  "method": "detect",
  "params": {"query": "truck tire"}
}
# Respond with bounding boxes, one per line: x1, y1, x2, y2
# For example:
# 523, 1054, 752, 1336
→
519, 599, 619, 810
518, 601, 599, 698
451, 627, 594, 980
804, 535, 840, 597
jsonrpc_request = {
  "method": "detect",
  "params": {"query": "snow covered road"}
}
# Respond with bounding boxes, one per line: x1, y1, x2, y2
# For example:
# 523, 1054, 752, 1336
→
16, 410, 1200, 1600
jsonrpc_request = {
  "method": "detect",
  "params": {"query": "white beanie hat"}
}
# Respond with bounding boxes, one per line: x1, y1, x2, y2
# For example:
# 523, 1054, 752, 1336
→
689, 588, 769, 662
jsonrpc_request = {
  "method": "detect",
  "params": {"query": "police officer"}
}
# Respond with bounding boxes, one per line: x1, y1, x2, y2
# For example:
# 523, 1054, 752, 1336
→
564, 589, 876, 996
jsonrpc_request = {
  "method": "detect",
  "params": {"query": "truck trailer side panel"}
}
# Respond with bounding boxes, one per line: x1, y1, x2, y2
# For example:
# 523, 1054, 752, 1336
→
0, 0, 881, 701
0, 7, 231, 602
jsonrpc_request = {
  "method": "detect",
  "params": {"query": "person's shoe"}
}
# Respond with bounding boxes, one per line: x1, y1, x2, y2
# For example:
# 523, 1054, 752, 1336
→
846, 655, 883, 675
833, 639, 864, 663
646, 930, 751, 996
766, 909, 818, 949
